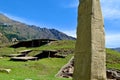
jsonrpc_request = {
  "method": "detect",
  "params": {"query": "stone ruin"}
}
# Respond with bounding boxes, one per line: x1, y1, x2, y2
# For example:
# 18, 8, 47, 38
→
11, 39, 56, 48
56, 57, 120, 80
56, 57, 74, 78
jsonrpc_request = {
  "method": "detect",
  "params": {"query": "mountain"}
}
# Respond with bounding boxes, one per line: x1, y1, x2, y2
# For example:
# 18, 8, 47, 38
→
112, 48, 120, 52
0, 13, 75, 41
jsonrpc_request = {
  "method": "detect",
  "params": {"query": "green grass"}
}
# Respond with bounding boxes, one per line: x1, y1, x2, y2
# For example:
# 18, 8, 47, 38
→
0, 40, 75, 57
0, 40, 74, 80
106, 48, 120, 69
1, 40, 120, 79
31, 40, 75, 50
0, 56, 73, 80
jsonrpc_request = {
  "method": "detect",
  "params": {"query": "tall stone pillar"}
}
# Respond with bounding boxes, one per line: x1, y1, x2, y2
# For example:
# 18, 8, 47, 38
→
73, 0, 106, 80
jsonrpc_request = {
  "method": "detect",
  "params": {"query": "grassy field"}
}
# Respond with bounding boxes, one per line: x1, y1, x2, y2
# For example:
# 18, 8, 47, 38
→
0, 40, 74, 80
0, 40, 120, 80
0, 56, 73, 80
106, 48, 120, 69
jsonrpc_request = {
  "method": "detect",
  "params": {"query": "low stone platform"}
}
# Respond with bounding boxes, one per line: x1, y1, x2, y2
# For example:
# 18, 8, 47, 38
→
17, 49, 32, 57
18, 49, 32, 53
0, 57, 3, 59
10, 57, 38, 61
3, 49, 32, 57
34, 50, 65, 59
4, 54, 24, 57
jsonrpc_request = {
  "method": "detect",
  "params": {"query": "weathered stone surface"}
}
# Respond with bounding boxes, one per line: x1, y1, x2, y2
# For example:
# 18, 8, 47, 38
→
10, 57, 38, 61
73, 0, 106, 80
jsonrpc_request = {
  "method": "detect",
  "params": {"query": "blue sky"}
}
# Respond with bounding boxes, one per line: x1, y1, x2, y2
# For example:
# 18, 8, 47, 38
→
0, 0, 120, 48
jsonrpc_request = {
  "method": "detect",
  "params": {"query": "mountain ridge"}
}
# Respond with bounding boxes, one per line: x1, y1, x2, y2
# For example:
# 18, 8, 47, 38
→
0, 13, 75, 42
112, 48, 120, 52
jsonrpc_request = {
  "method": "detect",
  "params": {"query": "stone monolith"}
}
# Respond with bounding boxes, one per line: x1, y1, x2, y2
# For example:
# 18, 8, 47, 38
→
73, 0, 106, 80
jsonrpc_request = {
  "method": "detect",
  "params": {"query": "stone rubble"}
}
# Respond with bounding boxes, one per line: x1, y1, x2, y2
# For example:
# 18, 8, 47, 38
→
56, 57, 120, 80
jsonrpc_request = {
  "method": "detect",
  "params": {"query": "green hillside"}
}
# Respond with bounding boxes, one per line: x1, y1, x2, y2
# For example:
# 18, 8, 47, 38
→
0, 14, 75, 41
0, 40, 120, 80
106, 48, 120, 69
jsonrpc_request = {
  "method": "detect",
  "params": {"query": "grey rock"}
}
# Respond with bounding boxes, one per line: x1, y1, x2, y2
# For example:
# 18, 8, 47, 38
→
56, 58, 120, 80
0, 69, 11, 73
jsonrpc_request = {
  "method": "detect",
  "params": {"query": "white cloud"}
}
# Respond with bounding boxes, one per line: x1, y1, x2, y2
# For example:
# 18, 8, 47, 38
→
63, 30, 76, 37
64, 29, 120, 48
65, 0, 120, 48
68, 0, 79, 8
106, 33, 120, 48
102, 8, 120, 19
101, 0, 120, 19
63, 0, 79, 8
64, 31, 120, 48
67, 0, 120, 19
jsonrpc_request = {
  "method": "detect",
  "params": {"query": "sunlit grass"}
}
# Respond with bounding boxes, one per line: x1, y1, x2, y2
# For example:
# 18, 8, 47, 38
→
0, 55, 73, 80
0, 40, 74, 80
106, 48, 120, 69
1, 40, 120, 79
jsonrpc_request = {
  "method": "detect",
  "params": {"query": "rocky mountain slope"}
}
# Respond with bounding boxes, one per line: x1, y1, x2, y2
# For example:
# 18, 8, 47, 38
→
0, 13, 75, 41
